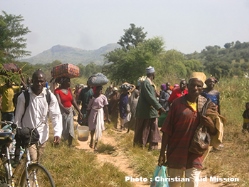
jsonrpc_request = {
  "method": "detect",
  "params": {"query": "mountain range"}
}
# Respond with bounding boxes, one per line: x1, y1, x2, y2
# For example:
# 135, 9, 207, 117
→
21, 43, 120, 65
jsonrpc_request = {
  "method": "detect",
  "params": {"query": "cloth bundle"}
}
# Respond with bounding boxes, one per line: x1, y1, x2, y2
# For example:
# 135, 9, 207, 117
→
88, 73, 109, 86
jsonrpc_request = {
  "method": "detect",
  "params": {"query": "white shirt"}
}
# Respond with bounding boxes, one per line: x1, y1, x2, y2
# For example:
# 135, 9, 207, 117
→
14, 87, 62, 144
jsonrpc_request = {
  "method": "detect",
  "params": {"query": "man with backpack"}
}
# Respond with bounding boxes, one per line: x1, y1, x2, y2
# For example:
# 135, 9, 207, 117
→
14, 69, 62, 162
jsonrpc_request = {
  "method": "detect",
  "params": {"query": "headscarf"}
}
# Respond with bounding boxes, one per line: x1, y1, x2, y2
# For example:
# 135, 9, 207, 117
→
161, 84, 166, 91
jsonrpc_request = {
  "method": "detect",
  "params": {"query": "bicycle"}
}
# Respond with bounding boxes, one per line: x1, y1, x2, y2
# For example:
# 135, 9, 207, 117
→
0, 121, 55, 187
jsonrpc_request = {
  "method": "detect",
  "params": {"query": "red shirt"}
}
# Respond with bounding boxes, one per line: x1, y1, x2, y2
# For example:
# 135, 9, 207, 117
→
54, 88, 73, 108
168, 88, 188, 103
161, 95, 204, 169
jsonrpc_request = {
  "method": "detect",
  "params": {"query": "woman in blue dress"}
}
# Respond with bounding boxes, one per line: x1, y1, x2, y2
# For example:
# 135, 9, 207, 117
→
202, 77, 220, 114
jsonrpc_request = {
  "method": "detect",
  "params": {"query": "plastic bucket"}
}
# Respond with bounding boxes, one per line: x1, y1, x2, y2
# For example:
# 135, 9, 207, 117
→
77, 126, 89, 141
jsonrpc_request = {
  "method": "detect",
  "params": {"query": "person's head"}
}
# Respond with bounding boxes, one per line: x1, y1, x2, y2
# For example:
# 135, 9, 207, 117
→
86, 80, 92, 88
179, 79, 187, 91
187, 78, 204, 98
59, 77, 71, 89
31, 69, 46, 95
161, 84, 166, 91
5, 78, 12, 87
246, 102, 249, 110
113, 87, 118, 93
26, 77, 32, 85
146, 66, 155, 80
75, 84, 79, 90
120, 84, 130, 94
95, 86, 103, 95
205, 77, 217, 90
166, 82, 171, 90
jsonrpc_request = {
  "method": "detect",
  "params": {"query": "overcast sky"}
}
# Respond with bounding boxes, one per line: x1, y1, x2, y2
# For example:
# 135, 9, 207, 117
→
1, 0, 249, 57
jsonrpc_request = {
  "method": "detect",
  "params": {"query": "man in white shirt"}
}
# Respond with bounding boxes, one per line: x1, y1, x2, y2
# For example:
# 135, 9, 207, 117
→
14, 69, 62, 162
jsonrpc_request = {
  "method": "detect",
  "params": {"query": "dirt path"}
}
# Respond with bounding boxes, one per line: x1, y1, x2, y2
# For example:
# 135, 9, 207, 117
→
75, 127, 225, 187
76, 129, 148, 187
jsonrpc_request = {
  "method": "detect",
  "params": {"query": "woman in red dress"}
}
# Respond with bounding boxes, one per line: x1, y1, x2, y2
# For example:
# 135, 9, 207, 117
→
55, 77, 83, 147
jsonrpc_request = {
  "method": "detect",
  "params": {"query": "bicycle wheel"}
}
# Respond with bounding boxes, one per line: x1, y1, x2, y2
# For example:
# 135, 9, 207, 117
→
20, 163, 55, 187
0, 160, 10, 185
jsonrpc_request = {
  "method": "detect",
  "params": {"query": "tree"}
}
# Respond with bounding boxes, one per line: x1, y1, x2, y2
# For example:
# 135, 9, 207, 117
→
224, 43, 231, 49
234, 41, 242, 49
118, 23, 147, 50
0, 11, 30, 63
105, 37, 164, 84
157, 49, 204, 82
84, 62, 102, 78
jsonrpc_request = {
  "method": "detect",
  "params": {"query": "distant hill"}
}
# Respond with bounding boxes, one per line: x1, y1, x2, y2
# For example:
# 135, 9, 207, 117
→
21, 43, 120, 65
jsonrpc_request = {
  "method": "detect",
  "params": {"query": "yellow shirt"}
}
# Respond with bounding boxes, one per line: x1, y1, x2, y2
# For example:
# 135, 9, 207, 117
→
187, 101, 197, 112
0, 85, 20, 112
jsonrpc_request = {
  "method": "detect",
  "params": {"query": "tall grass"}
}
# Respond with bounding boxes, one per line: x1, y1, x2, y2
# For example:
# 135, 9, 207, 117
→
41, 77, 249, 186
41, 141, 133, 187
203, 77, 249, 186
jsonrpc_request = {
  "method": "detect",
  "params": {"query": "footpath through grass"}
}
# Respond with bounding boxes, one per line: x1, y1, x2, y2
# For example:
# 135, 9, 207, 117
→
41, 77, 249, 187
41, 141, 133, 187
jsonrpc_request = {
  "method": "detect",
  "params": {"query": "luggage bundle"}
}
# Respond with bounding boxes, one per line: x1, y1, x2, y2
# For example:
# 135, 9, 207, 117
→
87, 73, 109, 86
51, 63, 79, 79
120, 82, 135, 92
0, 63, 20, 75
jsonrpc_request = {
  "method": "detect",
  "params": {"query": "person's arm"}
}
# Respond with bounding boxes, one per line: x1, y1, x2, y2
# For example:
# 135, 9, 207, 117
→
48, 92, 62, 144
158, 132, 169, 166
70, 89, 83, 119
19, 70, 27, 89
217, 93, 221, 114
14, 93, 25, 127
104, 105, 110, 123
103, 94, 111, 122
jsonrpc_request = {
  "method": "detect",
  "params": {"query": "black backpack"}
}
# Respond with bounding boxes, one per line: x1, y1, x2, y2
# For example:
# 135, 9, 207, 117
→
13, 89, 24, 108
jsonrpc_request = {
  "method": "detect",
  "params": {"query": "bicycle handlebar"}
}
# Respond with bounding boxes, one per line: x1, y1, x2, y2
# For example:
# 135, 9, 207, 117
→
0, 121, 17, 130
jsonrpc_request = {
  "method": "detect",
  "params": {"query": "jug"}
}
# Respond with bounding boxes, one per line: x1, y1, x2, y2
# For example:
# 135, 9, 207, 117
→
77, 126, 89, 141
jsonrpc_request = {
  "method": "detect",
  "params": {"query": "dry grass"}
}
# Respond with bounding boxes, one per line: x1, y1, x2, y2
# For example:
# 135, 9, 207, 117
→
41, 140, 133, 187
203, 77, 249, 186
41, 77, 249, 186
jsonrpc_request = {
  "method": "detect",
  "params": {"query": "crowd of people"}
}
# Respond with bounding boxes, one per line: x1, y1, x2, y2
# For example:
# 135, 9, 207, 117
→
0, 66, 226, 187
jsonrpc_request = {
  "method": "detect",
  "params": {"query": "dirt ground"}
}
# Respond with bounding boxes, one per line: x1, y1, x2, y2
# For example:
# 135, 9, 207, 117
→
75, 127, 224, 187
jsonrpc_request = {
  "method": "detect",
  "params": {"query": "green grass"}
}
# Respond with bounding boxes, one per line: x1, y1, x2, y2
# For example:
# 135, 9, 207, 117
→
42, 141, 133, 187
40, 77, 249, 187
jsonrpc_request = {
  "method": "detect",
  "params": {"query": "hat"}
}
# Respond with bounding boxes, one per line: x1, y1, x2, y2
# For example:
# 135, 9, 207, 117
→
146, 66, 155, 74
113, 87, 118, 91
190, 72, 207, 87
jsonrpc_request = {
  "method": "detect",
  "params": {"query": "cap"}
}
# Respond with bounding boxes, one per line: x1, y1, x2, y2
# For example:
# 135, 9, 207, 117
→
146, 66, 155, 74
